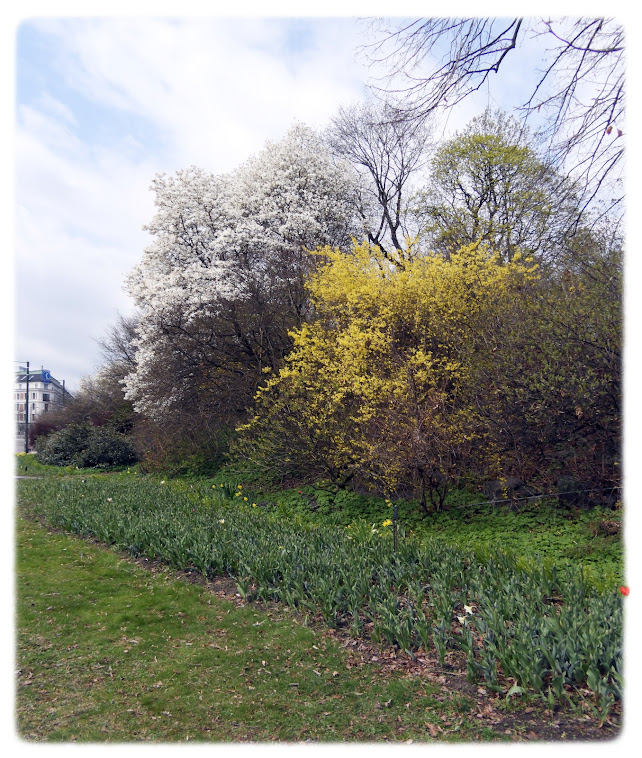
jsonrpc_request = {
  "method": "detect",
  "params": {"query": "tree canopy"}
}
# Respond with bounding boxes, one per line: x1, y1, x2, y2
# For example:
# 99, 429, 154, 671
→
124, 124, 359, 422
325, 100, 431, 258
62, 101, 621, 496
412, 109, 580, 263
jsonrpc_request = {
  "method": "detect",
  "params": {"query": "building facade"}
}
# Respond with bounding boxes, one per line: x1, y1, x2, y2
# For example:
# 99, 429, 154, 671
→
14, 366, 69, 437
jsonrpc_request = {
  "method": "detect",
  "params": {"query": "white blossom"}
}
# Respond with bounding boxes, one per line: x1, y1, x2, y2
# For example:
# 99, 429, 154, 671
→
124, 124, 360, 419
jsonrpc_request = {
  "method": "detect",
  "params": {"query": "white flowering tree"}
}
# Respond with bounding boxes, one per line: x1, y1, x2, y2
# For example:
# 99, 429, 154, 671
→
123, 125, 359, 462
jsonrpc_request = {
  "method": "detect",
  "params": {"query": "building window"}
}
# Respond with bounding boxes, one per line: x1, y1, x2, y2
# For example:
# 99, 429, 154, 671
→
43, 393, 50, 402
44, 404, 49, 412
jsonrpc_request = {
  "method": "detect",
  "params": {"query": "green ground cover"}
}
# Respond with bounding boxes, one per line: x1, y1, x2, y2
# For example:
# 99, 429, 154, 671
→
16, 510, 504, 742
18, 458, 624, 576
15, 453, 136, 478
15, 457, 624, 588
169, 470, 623, 588
16, 471, 624, 722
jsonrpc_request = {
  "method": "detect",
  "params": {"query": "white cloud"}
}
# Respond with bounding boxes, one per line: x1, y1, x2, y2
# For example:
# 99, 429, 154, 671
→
14, 17, 369, 390
16, 12, 629, 390
36, 17, 368, 172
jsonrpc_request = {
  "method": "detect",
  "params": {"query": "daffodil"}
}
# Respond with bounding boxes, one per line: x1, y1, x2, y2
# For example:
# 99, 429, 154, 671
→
464, 604, 474, 615
219, 519, 225, 524
382, 518, 393, 527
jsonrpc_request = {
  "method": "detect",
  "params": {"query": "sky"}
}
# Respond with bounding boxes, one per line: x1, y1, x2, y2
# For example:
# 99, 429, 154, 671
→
12, 14, 374, 392
8, 4, 588, 394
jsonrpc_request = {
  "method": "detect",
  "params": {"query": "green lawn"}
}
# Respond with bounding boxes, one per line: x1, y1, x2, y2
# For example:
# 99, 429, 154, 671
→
14, 461, 624, 741
17, 510, 503, 742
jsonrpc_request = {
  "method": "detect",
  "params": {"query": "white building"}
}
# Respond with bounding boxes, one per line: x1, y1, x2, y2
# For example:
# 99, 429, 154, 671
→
14, 366, 70, 436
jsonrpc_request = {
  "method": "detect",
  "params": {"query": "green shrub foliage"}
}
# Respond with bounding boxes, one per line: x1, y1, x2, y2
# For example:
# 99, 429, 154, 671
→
34, 423, 137, 468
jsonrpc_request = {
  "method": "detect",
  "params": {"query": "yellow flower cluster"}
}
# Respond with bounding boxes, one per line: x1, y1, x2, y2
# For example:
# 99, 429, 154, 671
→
238, 240, 539, 498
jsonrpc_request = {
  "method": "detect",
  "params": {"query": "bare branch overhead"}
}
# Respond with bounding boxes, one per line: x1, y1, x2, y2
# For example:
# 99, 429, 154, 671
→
360, 17, 624, 215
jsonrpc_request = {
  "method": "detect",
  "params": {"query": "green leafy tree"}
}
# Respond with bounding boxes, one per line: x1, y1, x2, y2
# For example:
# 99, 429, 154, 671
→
471, 221, 622, 492
362, 17, 624, 217
413, 109, 579, 264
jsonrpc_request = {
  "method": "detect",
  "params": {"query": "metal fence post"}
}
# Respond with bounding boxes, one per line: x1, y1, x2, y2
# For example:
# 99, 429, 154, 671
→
393, 503, 398, 553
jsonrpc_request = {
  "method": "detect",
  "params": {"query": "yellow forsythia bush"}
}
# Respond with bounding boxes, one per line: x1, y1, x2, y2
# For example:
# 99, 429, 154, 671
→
236, 240, 538, 510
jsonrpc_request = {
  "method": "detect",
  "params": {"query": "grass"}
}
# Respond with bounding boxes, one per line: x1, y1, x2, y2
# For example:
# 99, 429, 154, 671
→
15, 454, 138, 478
16, 471, 623, 714
17, 508, 504, 742
15, 461, 624, 741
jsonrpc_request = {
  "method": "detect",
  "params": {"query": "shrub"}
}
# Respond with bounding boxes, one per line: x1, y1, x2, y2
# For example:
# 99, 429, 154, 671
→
35, 423, 137, 468
132, 417, 230, 477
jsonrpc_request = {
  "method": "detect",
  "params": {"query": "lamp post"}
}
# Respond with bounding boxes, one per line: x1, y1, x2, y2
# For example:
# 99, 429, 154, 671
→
23, 361, 30, 453
14, 360, 30, 453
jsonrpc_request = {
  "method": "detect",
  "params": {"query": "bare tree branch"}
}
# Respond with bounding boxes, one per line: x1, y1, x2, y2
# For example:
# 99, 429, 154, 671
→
325, 100, 432, 259
360, 17, 624, 215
